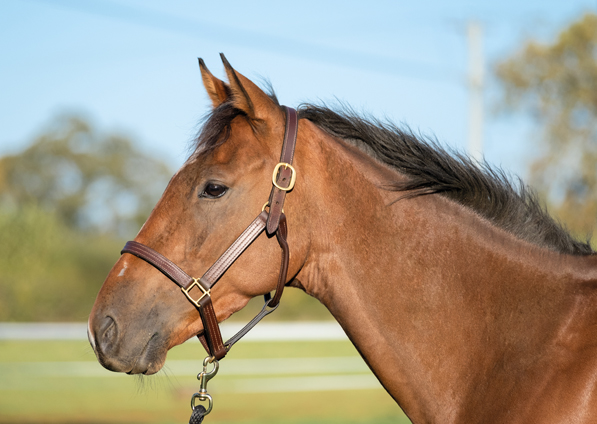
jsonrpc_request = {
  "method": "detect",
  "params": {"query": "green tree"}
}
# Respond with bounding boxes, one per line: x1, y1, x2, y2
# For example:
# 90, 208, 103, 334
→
495, 13, 597, 241
0, 115, 172, 237
0, 204, 123, 321
0, 115, 173, 321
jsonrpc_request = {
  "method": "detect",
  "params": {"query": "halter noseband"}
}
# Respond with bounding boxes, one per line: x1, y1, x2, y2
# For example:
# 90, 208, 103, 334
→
120, 106, 298, 360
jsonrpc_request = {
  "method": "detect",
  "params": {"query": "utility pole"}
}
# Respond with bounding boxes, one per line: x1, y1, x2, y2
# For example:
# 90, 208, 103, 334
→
468, 21, 484, 162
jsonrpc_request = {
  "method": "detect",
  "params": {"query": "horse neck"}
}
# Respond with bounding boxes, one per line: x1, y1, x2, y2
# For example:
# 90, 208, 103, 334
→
293, 126, 597, 423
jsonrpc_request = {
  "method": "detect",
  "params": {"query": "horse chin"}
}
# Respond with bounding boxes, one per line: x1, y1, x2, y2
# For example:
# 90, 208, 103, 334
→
126, 355, 166, 376
99, 349, 167, 376
127, 341, 167, 375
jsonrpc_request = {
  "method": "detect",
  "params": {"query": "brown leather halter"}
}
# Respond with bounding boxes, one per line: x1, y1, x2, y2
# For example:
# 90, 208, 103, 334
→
120, 106, 298, 361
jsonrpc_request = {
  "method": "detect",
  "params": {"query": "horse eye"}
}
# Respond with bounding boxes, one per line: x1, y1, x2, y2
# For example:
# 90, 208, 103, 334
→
199, 183, 228, 199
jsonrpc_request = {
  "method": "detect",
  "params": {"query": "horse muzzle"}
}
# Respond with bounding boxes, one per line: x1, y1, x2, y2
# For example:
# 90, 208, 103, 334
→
88, 313, 167, 375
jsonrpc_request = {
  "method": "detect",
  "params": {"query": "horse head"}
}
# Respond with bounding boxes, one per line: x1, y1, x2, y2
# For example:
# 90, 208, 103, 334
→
88, 55, 312, 375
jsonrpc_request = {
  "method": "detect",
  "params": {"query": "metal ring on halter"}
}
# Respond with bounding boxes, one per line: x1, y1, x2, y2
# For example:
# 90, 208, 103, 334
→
181, 278, 210, 308
262, 202, 284, 214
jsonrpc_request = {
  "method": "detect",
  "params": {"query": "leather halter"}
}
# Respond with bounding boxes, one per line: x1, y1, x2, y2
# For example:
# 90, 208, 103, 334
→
120, 107, 298, 360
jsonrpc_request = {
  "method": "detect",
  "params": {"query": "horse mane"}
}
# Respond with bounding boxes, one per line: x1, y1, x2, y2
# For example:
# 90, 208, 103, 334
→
193, 97, 593, 256
299, 104, 594, 256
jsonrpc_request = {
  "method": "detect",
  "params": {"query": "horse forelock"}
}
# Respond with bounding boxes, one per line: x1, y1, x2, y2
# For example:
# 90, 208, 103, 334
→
298, 104, 595, 256
189, 103, 245, 159
190, 89, 280, 159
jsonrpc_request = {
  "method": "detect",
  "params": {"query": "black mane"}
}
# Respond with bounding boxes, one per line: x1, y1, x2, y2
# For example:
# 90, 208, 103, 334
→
193, 100, 594, 256
299, 104, 594, 256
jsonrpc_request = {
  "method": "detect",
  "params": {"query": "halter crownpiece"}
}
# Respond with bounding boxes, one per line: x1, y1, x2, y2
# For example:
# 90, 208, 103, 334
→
120, 106, 298, 360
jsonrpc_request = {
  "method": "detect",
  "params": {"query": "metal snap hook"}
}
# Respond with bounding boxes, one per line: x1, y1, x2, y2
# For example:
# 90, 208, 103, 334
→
198, 356, 219, 386
190, 356, 219, 416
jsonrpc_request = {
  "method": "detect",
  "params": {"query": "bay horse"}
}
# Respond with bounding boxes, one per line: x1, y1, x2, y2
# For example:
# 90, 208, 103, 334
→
89, 54, 597, 424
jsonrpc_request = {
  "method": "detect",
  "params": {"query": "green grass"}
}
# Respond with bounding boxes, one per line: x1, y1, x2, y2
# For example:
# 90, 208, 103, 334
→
0, 339, 411, 424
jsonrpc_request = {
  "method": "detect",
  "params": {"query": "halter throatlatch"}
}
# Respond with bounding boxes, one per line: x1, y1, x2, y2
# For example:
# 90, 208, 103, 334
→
119, 107, 298, 418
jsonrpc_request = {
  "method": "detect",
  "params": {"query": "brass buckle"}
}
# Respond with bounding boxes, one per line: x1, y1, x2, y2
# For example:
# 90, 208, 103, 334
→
272, 163, 296, 191
181, 278, 211, 307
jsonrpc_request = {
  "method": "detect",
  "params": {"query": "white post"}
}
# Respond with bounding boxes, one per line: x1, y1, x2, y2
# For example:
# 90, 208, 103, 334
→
468, 21, 484, 163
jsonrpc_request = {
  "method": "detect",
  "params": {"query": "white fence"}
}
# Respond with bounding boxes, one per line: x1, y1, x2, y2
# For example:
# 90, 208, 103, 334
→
0, 322, 384, 394
0, 321, 349, 341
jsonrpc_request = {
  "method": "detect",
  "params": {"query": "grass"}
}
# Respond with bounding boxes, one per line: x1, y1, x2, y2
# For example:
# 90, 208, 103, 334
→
0, 339, 411, 424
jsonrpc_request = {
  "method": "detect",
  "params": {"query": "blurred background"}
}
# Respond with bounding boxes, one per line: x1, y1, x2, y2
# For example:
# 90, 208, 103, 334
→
1, 1, 596, 423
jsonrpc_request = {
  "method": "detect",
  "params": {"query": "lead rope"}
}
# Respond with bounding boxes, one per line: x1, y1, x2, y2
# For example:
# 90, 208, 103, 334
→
189, 406, 207, 424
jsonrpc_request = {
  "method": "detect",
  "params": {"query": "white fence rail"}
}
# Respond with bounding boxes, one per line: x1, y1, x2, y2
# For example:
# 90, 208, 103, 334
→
0, 321, 382, 394
0, 321, 349, 341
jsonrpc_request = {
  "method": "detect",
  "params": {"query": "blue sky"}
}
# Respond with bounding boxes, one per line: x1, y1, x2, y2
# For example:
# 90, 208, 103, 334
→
2, 0, 596, 177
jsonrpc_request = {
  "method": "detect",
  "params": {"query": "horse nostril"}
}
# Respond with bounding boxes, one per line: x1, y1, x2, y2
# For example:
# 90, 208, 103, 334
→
95, 316, 118, 355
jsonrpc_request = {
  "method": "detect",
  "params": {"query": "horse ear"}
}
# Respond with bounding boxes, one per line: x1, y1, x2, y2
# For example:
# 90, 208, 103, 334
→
220, 53, 279, 121
199, 58, 231, 108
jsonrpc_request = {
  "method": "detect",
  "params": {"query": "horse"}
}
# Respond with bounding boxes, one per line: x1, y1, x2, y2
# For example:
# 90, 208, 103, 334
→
88, 54, 597, 424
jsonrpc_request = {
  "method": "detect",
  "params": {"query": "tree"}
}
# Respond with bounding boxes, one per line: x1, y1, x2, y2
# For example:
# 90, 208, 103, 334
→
0, 115, 174, 321
0, 204, 123, 321
495, 13, 597, 242
0, 115, 172, 237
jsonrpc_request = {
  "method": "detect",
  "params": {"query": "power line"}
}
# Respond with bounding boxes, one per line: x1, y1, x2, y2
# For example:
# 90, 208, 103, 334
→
30, 0, 463, 84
